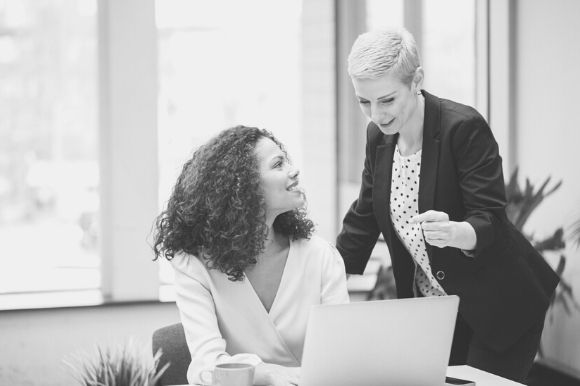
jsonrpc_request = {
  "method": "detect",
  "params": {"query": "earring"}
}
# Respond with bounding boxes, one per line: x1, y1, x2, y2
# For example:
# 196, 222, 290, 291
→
416, 90, 421, 95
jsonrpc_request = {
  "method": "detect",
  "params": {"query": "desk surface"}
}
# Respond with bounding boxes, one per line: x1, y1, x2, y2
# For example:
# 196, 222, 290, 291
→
447, 365, 524, 385
185, 365, 523, 386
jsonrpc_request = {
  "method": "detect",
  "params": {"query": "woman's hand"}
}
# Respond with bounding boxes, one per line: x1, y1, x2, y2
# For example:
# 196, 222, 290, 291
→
254, 363, 301, 386
411, 210, 476, 251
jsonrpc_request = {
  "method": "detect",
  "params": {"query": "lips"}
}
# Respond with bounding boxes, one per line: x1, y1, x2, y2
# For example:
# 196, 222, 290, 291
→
380, 118, 395, 129
287, 180, 300, 191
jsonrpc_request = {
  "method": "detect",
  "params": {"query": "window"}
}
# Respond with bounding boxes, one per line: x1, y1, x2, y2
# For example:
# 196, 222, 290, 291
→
0, 1, 99, 303
155, 0, 302, 294
366, 0, 404, 29
422, 0, 476, 106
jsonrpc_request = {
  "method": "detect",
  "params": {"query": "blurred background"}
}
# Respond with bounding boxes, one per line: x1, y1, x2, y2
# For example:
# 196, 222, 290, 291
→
0, 0, 579, 384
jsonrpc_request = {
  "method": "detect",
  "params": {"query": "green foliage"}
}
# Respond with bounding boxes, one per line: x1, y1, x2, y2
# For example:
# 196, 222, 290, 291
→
64, 340, 168, 386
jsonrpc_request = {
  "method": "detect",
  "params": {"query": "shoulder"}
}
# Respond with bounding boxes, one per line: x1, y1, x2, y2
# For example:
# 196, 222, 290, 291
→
293, 234, 333, 250
435, 96, 489, 132
292, 234, 343, 264
170, 253, 211, 286
424, 93, 492, 145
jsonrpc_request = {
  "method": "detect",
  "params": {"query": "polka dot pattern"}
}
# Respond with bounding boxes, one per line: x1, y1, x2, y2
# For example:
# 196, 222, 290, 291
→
390, 145, 446, 297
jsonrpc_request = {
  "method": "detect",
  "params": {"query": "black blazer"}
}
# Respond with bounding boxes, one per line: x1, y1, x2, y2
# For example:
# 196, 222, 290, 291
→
336, 90, 559, 352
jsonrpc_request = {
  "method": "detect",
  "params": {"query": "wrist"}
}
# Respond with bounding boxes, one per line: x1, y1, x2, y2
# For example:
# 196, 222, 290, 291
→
451, 221, 477, 250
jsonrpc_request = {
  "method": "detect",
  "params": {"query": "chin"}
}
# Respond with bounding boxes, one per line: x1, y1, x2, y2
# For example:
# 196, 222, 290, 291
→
379, 128, 397, 136
291, 200, 306, 212
378, 125, 399, 136
375, 119, 399, 135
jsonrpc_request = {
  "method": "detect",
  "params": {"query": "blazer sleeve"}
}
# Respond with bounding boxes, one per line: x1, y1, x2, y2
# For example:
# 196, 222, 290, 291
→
172, 259, 262, 385
336, 124, 381, 274
451, 115, 507, 256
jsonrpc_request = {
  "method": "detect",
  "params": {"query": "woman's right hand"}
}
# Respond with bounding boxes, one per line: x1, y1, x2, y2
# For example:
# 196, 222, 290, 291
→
254, 363, 301, 386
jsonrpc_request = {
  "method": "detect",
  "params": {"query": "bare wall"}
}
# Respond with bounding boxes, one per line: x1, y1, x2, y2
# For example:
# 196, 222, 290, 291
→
515, 0, 580, 378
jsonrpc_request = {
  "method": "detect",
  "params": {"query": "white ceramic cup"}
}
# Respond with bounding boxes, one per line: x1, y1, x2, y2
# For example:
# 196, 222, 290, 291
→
200, 363, 255, 386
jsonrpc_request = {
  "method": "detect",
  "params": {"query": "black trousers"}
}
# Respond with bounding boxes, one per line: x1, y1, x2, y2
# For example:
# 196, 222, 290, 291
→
448, 314, 545, 383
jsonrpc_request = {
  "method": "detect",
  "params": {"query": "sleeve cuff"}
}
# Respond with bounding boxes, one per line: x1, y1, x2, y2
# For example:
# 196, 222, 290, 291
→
461, 249, 476, 259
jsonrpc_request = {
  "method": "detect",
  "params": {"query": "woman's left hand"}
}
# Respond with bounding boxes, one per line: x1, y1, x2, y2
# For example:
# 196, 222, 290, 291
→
411, 210, 454, 248
411, 210, 477, 250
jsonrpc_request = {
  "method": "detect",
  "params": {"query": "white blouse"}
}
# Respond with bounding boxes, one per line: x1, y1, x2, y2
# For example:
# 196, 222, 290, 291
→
390, 144, 447, 297
170, 235, 350, 385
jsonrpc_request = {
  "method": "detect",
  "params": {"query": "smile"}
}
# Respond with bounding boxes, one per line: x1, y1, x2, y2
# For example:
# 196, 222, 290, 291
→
287, 181, 299, 191
287, 181, 304, 194
379, 118, 395, 129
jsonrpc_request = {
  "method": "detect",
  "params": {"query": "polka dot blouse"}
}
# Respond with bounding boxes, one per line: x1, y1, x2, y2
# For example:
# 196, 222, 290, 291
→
390, 144, 446, 297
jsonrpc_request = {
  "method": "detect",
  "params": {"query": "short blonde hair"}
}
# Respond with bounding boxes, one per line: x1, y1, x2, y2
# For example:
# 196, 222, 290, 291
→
347, 27, 421, 85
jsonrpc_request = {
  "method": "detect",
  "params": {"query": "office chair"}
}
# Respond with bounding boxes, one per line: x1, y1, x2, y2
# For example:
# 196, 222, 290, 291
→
152, 323, 191, 385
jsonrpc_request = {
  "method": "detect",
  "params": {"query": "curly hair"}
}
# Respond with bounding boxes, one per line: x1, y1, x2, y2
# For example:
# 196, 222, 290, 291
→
153, 125, 314, 281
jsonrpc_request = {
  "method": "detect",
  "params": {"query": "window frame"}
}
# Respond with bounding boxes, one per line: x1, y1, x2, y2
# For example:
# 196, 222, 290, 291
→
0, 0, 161, 310
1, 0, 497, 310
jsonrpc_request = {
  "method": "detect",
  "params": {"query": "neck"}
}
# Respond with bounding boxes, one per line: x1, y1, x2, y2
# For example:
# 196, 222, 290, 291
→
398, 93, 425, 155
263, 224, 277, 250
263, 212, 283, 250
258, 226, 287, 262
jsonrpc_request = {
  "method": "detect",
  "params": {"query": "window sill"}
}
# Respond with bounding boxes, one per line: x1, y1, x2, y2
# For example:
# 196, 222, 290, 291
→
0, 289, 176, 312
0, 289, 105, 311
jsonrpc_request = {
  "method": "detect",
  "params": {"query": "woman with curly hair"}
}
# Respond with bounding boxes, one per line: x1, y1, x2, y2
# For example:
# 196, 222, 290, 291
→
154, 125, 349, 386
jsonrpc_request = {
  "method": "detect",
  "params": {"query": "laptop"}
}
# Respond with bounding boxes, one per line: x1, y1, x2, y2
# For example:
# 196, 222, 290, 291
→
301, 295, 460, 386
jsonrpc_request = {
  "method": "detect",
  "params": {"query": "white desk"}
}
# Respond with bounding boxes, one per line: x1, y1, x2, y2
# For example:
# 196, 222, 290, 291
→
184, 365, 523, 386
447, 365, 524, 385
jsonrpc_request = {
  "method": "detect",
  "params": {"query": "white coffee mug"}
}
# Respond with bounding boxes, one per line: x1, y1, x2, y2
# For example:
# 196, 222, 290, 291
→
200, 363, 255, 386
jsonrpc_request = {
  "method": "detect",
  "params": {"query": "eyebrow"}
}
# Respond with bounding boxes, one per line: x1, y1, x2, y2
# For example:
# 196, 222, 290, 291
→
357, 91, 396, 101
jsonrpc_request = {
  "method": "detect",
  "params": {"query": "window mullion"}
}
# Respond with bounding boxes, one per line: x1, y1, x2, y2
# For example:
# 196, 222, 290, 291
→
98, 0, 160, 302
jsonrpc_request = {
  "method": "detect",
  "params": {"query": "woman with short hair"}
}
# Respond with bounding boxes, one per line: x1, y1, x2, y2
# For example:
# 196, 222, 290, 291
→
336, 27, 559, 382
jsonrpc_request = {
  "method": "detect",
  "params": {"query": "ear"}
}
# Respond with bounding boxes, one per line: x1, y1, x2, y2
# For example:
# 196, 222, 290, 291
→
413, 67, 424, 92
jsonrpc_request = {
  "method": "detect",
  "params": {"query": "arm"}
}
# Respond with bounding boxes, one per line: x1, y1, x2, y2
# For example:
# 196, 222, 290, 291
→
321, 243, 350, 304
174, 262, 298, 385
336, 124, 381, 274
173, 264, 262, 384
452, 116, 506, 255
412, 117, 506, 256
412, 116, 506, 257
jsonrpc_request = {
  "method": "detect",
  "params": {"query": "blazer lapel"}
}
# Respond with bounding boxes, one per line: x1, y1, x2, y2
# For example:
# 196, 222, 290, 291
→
418, 90, 441, 215
418, 90, 441, 261
373, 133, 397, 239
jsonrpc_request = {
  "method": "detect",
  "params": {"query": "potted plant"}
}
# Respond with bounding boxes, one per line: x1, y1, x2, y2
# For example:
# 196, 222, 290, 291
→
64, 340, 168, 386
505, 167, 580, 327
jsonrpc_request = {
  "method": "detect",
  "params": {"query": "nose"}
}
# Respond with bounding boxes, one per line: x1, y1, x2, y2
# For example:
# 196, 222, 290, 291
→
288, 168, 299, 179
370, 104, 384, 123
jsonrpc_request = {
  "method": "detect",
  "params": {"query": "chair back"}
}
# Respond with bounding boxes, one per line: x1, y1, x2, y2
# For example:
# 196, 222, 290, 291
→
152, 323, 191, 385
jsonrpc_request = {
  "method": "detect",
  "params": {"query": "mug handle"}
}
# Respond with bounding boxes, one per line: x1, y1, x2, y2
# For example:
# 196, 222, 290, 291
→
199, 369, 213, 385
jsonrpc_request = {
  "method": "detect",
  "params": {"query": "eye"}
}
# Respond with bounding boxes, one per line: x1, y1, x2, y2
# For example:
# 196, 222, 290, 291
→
358, 100, 370, 105
380, 98, 394, 104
